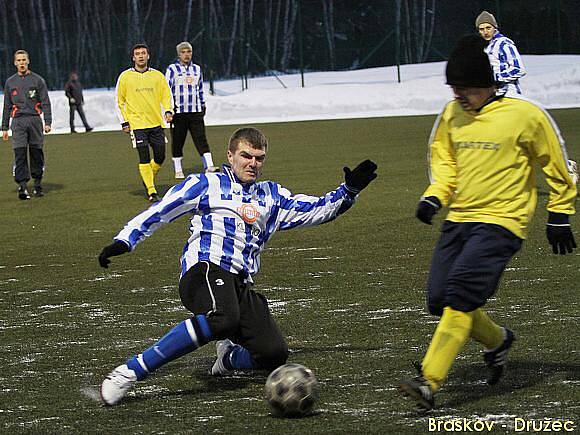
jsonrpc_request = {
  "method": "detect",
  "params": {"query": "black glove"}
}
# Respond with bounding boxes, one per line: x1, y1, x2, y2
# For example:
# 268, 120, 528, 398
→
98, 241, 130, 268
546, 212, 576, 255
343, 159, 378, 193
201, 105, 206, 116
416, 196, 441, 225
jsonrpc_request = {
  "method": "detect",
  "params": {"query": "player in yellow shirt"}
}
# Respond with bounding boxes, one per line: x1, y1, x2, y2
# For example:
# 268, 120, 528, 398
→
398, 35, 577, 411
115, 44, 173, 202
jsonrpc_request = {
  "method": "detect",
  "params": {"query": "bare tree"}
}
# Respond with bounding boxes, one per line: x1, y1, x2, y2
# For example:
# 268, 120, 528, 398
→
225, 0, 241, 76
157, 0, 169, 66
10, 0, 24, 48
183, 0, 194, 41
321, 0, 335, 69
400, 0, 436, 63
280, 0, 298, 71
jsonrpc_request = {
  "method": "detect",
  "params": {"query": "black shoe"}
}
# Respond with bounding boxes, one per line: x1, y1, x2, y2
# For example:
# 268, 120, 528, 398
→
148, 192, 160, 203
398, 362, 435, 412
71, 129, 77, 134
86, 127, 93, 132
33, 185, 44, 197
484, 327, 515, 385
18, 185, 31, 200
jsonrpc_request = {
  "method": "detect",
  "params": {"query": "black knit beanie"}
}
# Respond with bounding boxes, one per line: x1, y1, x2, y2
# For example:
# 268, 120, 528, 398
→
445, 35, 495, 88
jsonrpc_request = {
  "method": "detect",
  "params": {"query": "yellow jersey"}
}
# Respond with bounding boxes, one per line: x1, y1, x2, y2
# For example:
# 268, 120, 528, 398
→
424, 95, 576, 239
115, 68, 173, 130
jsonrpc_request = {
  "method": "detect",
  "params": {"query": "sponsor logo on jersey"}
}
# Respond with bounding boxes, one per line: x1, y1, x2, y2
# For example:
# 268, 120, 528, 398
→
455, 141, 500, 151
237, 204, 260, 224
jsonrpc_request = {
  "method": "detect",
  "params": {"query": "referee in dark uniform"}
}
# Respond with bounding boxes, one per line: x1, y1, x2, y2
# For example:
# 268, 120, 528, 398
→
2, 50, 52, 200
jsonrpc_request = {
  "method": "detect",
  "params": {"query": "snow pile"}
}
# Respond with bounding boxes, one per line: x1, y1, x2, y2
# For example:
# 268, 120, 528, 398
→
1, 55, 579, 135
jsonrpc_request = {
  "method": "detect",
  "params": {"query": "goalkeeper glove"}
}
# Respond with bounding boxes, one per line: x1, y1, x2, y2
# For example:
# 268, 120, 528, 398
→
416, 196, 441, 225
546, 212, 576, 255
343, 159, 378, 193
98, 240, 130, 268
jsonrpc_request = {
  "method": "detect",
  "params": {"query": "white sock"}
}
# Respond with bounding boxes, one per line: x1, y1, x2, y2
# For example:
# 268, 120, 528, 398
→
202, 152, 214, 169
172, 157, 183, 173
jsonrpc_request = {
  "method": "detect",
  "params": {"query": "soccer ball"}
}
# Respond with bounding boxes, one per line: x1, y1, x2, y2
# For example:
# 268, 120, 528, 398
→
264, 363, 319, 418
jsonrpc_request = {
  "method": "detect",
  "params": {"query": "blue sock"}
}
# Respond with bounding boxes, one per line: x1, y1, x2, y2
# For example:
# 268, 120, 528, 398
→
127, 315, 211, 380
226, 345, 255, 370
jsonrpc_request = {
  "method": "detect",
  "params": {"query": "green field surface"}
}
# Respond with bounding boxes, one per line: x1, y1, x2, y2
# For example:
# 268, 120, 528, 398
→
1, 112, 578, 434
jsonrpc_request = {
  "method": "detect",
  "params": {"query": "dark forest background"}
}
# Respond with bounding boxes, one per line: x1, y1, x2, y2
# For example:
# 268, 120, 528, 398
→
1, 0, 579, 90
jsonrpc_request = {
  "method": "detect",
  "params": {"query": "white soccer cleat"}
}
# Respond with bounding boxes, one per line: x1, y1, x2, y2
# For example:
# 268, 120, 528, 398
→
205, 166, 220, 174
100, 364, 137, 406
568, 159, 578, 185
210, 339, 235, 376
175, 170, 185, 179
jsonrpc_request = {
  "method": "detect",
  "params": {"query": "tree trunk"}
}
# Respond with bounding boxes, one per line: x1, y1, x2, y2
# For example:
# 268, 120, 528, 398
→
157, 0, 169, 66
321, 0, 335, 69
280, 0, 298, 71
10, 0, 24, 48
225, 0, 240, 76
183, 0, 193, 41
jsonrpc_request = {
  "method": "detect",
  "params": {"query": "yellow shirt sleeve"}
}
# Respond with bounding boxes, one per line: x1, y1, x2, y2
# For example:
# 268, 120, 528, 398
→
525, 108, 577, 215
158, 73, 173, 114
115, 71, 128, 124
424, 105, 457, 206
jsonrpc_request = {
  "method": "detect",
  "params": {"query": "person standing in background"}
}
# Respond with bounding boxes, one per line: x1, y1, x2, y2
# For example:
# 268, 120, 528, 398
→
64, 71, 93, 133
476, 10, 526, 96
476, 11, 578, 184
115, 43, 173, 202
165, 41, 218, 179
2, 50, 52, 200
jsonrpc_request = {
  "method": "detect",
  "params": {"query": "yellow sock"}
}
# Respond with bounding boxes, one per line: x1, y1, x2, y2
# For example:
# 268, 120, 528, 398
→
139, 163, 156, 195
470, 308, 504, 349
422, 307, 473, 392
150, 160, 162, 177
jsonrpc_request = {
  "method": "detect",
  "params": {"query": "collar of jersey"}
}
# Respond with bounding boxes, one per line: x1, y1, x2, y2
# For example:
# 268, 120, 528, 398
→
131, 67, 150, 74
222, 164, 257, 189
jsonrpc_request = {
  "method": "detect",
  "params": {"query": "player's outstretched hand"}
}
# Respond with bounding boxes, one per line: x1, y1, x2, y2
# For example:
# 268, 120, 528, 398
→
98, 241, 130, 268
343, 159, 378, 192
416, 196, 441, 225
546, 212, 576, 255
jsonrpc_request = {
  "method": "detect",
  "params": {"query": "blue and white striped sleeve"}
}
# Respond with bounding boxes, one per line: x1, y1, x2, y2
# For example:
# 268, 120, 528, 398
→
497, 40, 526, 83
198, 68, 205, 107
114, 174, 209, 250
274, 183, 356, 231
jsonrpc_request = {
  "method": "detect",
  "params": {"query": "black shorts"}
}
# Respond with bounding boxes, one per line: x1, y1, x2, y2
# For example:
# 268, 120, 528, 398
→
426, 221, 522, 316
131, 126, 166, 148
179, 261, 288, 369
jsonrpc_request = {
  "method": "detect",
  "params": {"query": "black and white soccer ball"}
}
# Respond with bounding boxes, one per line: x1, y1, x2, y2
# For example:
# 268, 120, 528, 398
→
264, 363, 319, 418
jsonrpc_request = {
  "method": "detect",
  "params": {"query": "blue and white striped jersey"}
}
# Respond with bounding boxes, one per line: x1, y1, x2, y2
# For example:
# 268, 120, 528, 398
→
485, 32, 526, 95
165, 61, 205, 113
114, 165, 357, 281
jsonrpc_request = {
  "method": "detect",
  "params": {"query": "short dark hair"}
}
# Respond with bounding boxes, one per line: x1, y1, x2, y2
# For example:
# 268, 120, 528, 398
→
131, 43, 150, 56
228, 127, 268, 152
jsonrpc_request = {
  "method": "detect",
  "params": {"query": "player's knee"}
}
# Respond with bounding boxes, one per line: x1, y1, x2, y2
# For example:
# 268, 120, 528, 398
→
256, 342, 289, 371
207, 311, 240, 339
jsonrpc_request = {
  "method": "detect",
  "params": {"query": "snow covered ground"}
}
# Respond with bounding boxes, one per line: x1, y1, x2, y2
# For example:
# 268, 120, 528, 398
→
3, 55, 580, 135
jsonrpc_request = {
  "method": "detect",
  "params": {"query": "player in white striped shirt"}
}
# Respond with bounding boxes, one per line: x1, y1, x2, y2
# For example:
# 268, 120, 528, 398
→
476, 11, 578, 184
165, 42, 218, 179
97, 127, 378, 405
476, 11, 526, 96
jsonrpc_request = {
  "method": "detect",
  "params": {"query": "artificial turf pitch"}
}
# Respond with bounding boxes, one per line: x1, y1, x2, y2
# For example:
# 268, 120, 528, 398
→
1, 112, 578, 433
